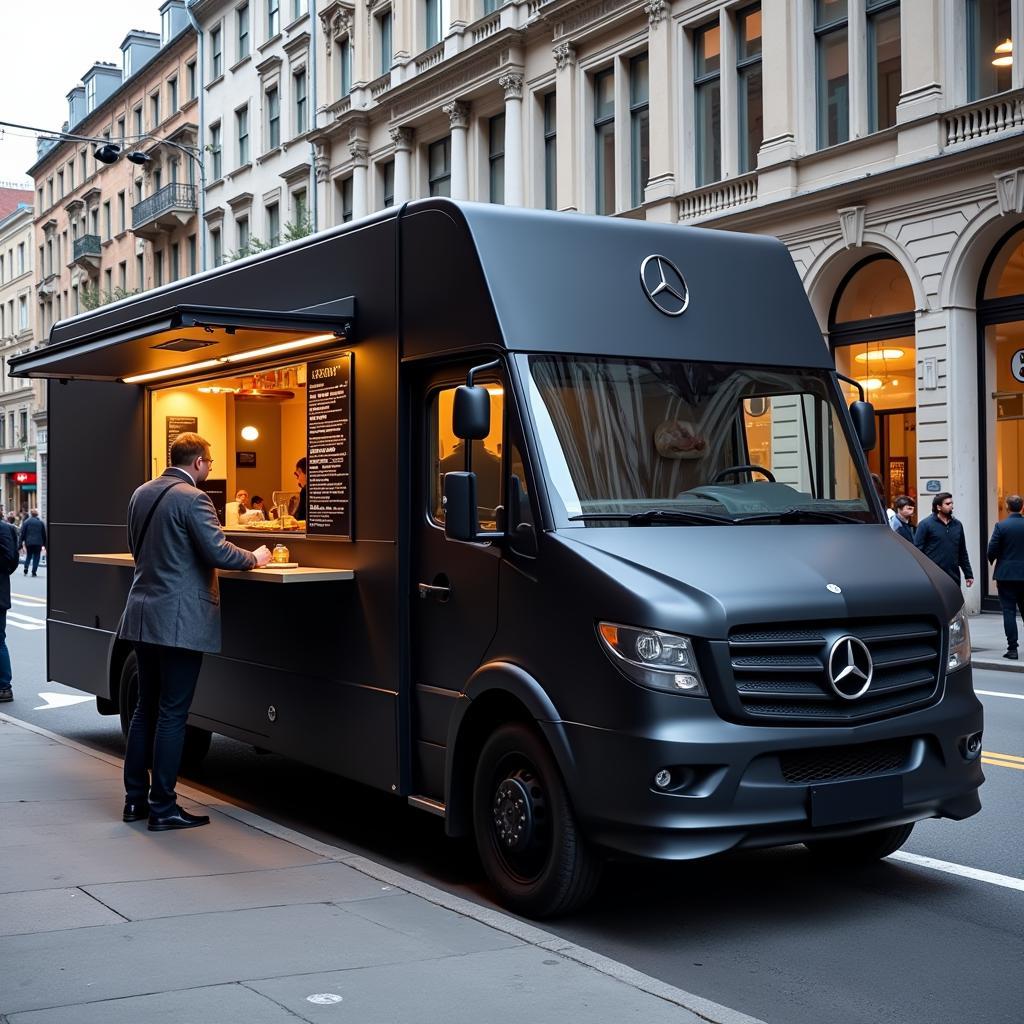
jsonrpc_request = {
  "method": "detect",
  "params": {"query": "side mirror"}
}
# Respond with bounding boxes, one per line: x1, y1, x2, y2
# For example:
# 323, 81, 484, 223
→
444, 471, 480, 542
453, 385, 490, 441
850, 400, 876, 452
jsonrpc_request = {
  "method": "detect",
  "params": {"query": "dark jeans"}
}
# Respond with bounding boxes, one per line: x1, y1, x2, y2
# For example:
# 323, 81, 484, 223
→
0, 609, 10, 689
123, 643, 203, 815
23, 546, 42, 574
997, 581, 1024, 650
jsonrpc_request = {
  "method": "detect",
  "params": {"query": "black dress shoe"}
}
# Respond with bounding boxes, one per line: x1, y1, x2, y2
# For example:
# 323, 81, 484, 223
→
148, 805, 210, 831
1004, 648, 1019, 660
123, 801, 148, 822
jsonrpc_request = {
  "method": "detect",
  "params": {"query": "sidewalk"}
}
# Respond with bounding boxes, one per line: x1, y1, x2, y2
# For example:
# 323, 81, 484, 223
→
969, 611, 1022, 674
0, 714, 761, 1024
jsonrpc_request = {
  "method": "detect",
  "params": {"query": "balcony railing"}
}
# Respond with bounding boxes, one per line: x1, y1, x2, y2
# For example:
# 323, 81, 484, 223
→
132, 182, 197, 232
945, 88, 1024, 147
72, 234, 101, 261
678, 172, 758, 221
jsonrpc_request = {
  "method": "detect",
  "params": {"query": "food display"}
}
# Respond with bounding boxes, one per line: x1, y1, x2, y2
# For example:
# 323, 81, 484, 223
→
246, 517, 306, 532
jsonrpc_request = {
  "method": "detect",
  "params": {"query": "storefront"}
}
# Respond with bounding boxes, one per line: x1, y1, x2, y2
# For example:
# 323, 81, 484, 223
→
1, 462, 38, 515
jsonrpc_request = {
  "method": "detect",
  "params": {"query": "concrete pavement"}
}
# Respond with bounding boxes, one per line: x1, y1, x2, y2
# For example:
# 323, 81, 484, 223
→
969, 611, 1022, 673
0, 713, 761, 1024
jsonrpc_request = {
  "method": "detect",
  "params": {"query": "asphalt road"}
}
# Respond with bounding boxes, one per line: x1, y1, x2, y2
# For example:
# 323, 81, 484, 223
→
6, 571, 1024, 1024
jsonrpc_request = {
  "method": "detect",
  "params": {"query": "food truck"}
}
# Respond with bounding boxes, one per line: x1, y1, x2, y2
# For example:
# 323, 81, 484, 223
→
12, 200, 983, 917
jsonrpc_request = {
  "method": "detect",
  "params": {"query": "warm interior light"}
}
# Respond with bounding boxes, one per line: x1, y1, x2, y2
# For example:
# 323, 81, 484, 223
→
992, 54, 1013, 67
240, 425, 259, 441
857, 377, 884, 391
197, 384, 240, 394
993, 38, 1013, 66
123, 359, 221, 384
995, 37, 1013, 53
854, 348, 905, 363
220, 333, 338, 364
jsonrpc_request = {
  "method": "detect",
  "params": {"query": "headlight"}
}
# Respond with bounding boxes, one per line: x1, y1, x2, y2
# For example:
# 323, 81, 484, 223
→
598, 622, 708, 696
948, 608, 971, 672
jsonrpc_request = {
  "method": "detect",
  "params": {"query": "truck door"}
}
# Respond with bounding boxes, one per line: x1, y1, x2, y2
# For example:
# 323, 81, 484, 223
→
412, 363, 504, 697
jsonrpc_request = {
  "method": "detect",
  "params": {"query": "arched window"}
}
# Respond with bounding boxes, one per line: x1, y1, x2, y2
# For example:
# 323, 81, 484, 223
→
830, 256, 916, 509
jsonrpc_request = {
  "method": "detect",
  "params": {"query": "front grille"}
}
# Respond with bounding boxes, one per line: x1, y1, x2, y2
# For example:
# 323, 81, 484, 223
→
779, 738, 912, 784
726, 618, 942, 724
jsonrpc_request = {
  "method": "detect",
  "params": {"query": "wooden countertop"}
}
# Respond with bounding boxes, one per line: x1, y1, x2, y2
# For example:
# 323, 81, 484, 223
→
73, 553, 354, 584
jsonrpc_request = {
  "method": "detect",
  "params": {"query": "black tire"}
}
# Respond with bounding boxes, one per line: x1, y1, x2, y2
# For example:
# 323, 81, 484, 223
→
117, 651, 212, 773
473, 722, 601, 918
804, 822, 915, 865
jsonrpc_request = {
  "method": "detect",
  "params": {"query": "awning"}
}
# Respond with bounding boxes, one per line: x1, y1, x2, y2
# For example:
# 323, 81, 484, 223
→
0, 462, 36, 473
8, 302, 355, 382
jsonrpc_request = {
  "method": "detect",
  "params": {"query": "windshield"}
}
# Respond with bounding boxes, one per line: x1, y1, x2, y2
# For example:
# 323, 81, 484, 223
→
521, 355, 875, 526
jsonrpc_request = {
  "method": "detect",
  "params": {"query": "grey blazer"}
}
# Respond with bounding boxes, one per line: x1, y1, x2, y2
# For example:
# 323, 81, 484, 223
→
118, 468, 257, 653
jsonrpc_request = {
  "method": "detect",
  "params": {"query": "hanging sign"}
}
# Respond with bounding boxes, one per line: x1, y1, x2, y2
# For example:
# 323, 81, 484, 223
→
13, 472, 36, 485
1011, 349, 1024, 384
305, 354, 352, 538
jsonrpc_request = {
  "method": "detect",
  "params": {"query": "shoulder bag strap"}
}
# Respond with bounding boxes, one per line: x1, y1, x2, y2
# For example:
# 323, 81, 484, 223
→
132, 480, 186, 554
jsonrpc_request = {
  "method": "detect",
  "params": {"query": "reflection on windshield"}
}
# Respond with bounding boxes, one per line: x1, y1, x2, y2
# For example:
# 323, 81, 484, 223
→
523, 355, 872, 525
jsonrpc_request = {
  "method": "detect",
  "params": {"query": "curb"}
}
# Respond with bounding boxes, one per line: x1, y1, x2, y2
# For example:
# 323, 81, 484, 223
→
972, 656, 1024, 675
0, 710, 766, 1024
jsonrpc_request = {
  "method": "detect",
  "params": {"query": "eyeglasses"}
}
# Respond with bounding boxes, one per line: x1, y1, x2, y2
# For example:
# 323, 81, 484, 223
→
199, 456, 215, 466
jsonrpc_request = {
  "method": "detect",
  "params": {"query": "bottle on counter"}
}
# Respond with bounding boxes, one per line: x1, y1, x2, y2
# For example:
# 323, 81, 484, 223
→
272, 543, 290, 564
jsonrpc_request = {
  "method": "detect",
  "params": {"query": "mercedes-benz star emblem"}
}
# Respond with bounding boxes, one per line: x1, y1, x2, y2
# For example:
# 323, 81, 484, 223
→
640, 254, 689, 316
826, 583, 842, 594
827, 636, 874, 700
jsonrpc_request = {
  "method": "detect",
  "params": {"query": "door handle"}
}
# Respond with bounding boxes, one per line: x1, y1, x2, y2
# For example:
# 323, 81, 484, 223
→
418, 582, 452, 601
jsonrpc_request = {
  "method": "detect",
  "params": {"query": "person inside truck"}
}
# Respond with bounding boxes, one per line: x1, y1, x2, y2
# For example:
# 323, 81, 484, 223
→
293, 457, 308, 521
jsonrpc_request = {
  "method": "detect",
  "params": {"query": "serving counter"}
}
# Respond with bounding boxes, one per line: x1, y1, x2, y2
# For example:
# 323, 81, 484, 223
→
73, 553, 354, 584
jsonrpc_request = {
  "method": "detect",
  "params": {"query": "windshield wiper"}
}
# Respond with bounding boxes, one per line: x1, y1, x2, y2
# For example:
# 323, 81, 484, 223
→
568, 509, 735, 526
735, 508, 863, 525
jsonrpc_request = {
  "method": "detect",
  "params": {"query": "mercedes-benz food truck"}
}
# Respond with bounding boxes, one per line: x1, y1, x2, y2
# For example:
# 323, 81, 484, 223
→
13, 200, 983, 917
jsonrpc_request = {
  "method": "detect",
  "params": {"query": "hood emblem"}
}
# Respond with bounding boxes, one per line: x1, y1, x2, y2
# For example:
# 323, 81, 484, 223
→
826, 583, 842, 594
640, 255, 689, 316
827, 636, 874, 700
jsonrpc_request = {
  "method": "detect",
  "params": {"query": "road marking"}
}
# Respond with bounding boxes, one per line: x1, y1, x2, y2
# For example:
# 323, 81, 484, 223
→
12, 599, 45, 610
985, 750, 1024, 763
891, 851, 1024, 893
981, 757, 1024, 771
976, 689, 1024, 701
11, 592, 45, 603
6, 612, 45, 631
33, 692, 94, 711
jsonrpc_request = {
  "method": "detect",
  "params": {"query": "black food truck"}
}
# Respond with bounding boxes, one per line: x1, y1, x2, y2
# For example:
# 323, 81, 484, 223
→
13, 200, 983, 917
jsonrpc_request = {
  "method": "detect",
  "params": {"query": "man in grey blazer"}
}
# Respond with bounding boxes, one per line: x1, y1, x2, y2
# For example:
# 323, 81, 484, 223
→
988, 493, 1024, 660
119, 432, 271, 830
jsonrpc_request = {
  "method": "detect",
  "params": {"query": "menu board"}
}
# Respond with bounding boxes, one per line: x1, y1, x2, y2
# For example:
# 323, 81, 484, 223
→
166, 416, 198, 466
305, 354, 352, 538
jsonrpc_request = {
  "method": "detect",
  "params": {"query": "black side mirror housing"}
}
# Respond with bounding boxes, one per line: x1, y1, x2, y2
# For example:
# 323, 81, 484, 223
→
453, 385, 490, 440
443, 471, 480, 542
850, 400, 876, 452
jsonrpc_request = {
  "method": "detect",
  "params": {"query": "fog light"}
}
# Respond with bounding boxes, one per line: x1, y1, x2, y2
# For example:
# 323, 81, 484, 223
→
673, 674, 701, 691
654, 769, 672, 789
960, 731, 983, 760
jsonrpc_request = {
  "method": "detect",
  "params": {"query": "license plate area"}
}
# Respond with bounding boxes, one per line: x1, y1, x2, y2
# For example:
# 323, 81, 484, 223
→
809, 774, 903, 828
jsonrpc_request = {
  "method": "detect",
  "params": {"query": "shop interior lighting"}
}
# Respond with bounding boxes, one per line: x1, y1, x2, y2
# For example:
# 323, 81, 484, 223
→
856, 377, 884, 392
197, 385, 240, 394
854, 348, 905, 363
219, 333, 338, 364
123, 359, 221, 384
240, 425, 260, 441
992, 38, 1013, 66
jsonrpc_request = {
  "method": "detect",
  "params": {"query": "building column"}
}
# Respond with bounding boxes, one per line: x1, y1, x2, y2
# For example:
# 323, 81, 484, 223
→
895, 0, 943, 161
443, 101, 470, 200
719, 6, 740, 178
757, 0, 800, 202
553, 41, 578, 212
390, 126, 414, 204
313, 142, 330, 230
349, 140, 369, 219
499, 72, 524, 206
848, 0, 868, 139
643, 1, 675, 219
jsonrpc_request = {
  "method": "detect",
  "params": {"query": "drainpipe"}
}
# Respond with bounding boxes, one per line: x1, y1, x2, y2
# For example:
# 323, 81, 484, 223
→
186, 1, 206, 270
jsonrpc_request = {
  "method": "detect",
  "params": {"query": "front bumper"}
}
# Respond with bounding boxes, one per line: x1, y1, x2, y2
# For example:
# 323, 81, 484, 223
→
547, 666, 983, 861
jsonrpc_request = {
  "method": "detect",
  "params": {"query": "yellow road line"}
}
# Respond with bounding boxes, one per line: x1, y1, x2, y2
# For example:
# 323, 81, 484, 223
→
981, 757, 1024, 771
984, 750, 1024, 764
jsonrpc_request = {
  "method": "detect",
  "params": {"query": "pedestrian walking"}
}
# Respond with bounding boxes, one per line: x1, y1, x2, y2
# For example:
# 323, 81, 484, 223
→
18, 508, 46, 577
118, 433, 272, 830
914, 492, 974, 589
891, 495, 916, 543
987, 494, 1024, 660
0, 514, 21, 702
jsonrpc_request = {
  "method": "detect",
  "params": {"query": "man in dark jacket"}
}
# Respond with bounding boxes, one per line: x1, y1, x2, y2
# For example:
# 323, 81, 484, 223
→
119, 433, 271, 830
987, 494, 1024, 660
0, 517, 20, 701
915, 492, 974, 588
891, 495, 916, 543
19, 509, 46, 577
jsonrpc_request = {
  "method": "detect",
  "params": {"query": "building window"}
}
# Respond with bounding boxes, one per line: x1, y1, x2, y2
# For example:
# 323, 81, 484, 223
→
211, 227, 223, 266
543, 90, 557, 211
341, 177, 353, 222
117, 116, 126, 142
294, 70, 307, 134
267, 88, 280, 148
237, 215, 250, 250
187, 60, 197, 98
119, 260, 128, 289
117, 191, 126, 232
737, 5, 763, 173
187, 235, 197, 275
694, 22, 722, 185
382, 160, 395, 207
238, 2, 250, 60
267, 202, 280, 244
293, 188, 307, 226
150, 91, 161, 128
86, 76, 97, 112
339, 37, 352, 96
489, 114, 505, 204
428, 137, 451, 196
292, 0, 307, 19
425, 0, 442, 48
168, 75, 178, 112
170, 242, 180, 282
816, 0, 850, 147
237, 105, 250, 165
211, 25, 224, 78
162, 5, 174, 43
378, 8, 393, 76
268, 0, 280, 37
594, 68, 615, 214
630, 53, 650, 208
210, 122, 223, 178
967, 0, 1011, 100
136, 252, 144, 288
18, 297, 28, 331
133, 106, 143, 136
154, 250, 164, 287
57, 170, 64, 199
103, 201, 112, 240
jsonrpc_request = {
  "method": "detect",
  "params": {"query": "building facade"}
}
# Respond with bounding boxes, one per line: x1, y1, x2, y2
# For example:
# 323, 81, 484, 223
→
0, 189, 45, 518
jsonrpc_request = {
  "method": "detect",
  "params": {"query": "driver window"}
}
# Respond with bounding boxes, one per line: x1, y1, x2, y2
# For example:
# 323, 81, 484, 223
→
430, 383, 504, 527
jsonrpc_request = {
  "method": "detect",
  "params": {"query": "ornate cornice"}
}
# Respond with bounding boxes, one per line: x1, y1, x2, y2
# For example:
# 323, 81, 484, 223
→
553, 41, 576, 71
498, 72, 523, 101
319, 0, 355, 55
349, 140, 369, 164
443, 100, 470, 130
644, 0, 666, 27
314, 142, 330, 183
551, 0, 634, 41
389, 125, 414, 150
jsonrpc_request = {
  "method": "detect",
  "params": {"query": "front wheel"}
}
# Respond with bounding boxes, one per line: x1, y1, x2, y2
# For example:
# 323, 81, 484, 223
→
473, 722, 601, 918
118, 651, 212, 774
804, 822, 914, 865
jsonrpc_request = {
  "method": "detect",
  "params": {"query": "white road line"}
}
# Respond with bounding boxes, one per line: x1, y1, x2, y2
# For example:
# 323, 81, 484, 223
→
6, 611, 46, 631
976, 688, 1024, 701
33, 692, 93, 711
891, 852, 1024, 893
